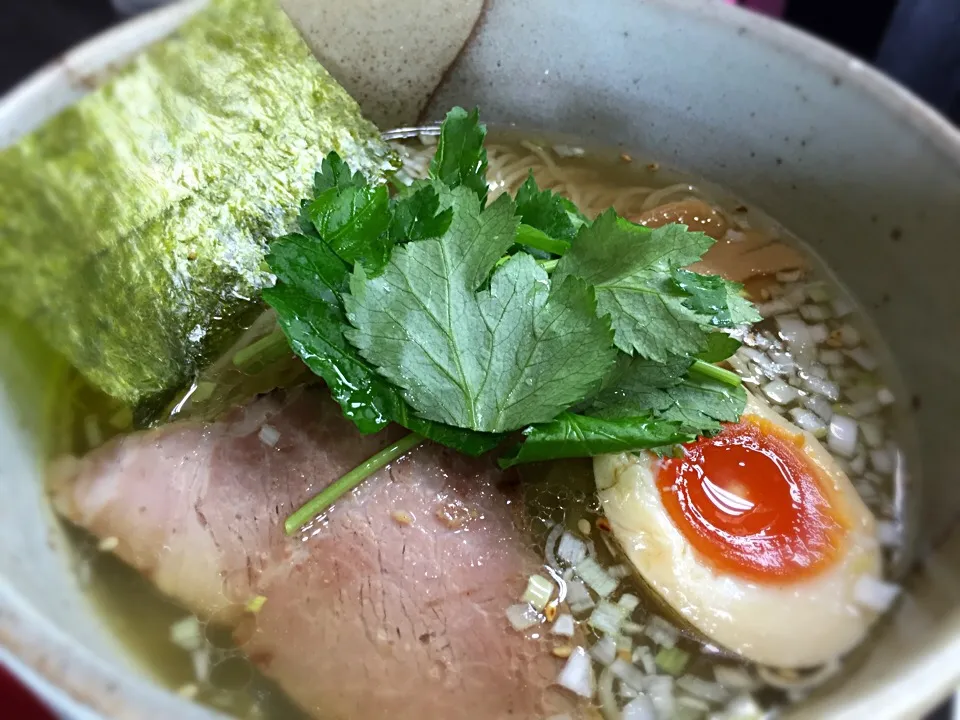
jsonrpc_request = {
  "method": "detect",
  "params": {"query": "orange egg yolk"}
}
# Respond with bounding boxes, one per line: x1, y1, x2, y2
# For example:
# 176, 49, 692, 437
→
656, 417, 845, 582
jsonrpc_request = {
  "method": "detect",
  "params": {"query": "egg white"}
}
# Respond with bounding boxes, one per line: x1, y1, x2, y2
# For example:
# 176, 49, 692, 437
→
595, 392, 883, 668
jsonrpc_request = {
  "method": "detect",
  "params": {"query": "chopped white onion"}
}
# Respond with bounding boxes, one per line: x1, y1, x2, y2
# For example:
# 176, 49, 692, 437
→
877, 520, 901, 547
522, 574, 554, 611
632, 645, 657, 674
713, 665, 758, 690
678, 695, 712, 712
809, 324, 829, 344
839, 323, 861, 347
849, 398, 881, 418
849, 452, 867, 475
762, 379, 799, 405
506, 603, 541, 631
589, 600, 629, 636
590, 635, 618, 666
803, 394, 834, 422
551, 614, 576, 637
575, 557, 618, 598
611, 658, 647, 692
788, 408, 825, 433
258, 424, 280, 447
676, 675, 730, 703
170, 616, 204, 652
622, 694, 657, 720
802, 374, 840, 401
805, 282, 831, 303
832, 296, 855, 317
799, 304, 830, 322
556, 647, 595, 698
806, 362, 829, 379
860, 420, 884, 448
775, 315, 811, 346
854, 575, 900, 612
818, 348, 844, 366
714, 693, 765, 720
877, 386, 895, 406
557, 532, 588, 566
827, 415, 859, 458
757, 298, 793, 317
618, 593, 641, 613
870, 448, 895, 476
598, 666, 619, 719
776, 269, 803, 283
622, 621, 646, 636
642, 675, 676, 718
566, 579, 595, 614
845, 347, 879, 371
608, 564, 633, 580
645, 616, 679, 648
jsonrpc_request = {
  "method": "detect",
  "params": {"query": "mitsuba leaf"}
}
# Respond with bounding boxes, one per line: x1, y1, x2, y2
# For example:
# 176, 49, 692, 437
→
344, 187, 618, 433
389, 183, 453, 244
499, 413, 694, 468
553, 213, 717, 362
696, 332, 742, 363
263, 232, 501, 454
306, 183, 392, 274
673, 269, 762, 328
515, 172, 588, 242
589, 357, 746, 434
314, 152, 368, 194
429, 107, 489, 205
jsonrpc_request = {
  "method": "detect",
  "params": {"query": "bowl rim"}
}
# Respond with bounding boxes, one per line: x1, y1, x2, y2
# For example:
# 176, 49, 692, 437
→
3, 1, 960, 718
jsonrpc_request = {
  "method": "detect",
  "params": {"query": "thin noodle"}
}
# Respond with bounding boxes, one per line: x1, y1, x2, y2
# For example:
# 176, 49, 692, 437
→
396, 141, 724, 224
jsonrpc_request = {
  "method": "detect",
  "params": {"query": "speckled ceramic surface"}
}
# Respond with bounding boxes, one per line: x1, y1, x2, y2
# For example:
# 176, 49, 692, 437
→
2, 0, 960, 718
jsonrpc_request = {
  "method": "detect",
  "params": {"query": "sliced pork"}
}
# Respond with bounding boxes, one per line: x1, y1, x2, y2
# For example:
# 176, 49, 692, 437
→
50, 387, 579, 720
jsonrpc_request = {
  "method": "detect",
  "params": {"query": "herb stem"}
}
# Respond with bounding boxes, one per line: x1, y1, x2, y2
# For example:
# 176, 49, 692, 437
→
690, 359, 742, 387
232, 327, 289, 370
538, 259, 559, 273
517, 224, 572, 256
284, 432, 425, 535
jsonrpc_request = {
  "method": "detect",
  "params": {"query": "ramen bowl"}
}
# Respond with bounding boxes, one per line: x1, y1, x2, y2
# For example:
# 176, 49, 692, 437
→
1, 0, 959, 718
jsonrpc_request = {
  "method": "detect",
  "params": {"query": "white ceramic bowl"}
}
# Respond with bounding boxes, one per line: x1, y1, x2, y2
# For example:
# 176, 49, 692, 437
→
2, 1, 960, 718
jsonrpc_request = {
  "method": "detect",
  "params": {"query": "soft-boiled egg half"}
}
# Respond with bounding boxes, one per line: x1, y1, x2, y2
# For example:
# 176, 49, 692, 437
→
595, 391, 883, 669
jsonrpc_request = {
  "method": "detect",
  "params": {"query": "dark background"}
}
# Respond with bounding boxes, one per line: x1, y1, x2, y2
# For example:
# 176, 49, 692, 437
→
0, 0, 955, 718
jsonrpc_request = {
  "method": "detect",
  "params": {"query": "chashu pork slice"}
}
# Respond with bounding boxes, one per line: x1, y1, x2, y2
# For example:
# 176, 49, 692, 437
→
50, 387, 578, 719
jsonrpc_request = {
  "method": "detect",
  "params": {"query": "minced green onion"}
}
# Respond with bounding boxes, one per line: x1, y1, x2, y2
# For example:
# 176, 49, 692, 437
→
575, 557, 618, 598
521, 573, 554, 611
588, 600, 628, 636
245, 595, 267, 614
655, 646, 691, 676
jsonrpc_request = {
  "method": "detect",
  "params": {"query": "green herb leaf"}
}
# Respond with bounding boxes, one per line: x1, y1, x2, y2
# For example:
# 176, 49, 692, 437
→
515, 224, 572, 256
515, 172, 588, 242
306, 181, 391, 274
673, 269, 762, 328
429, 107, 489, 205
263, 232, 501, 454
590, 356, 746, 434
553, 213, 718, 362
313, 151, 368, 194
388, 183, 453, 244
498, 413, 694, 467
696, 332, 742, 363
344, 187, 618, 433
